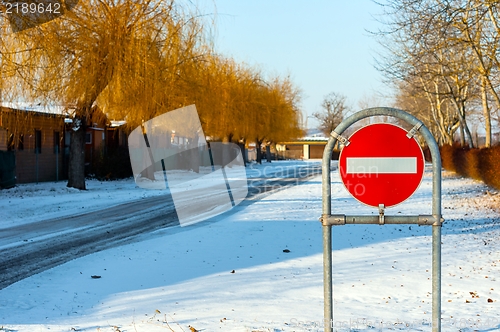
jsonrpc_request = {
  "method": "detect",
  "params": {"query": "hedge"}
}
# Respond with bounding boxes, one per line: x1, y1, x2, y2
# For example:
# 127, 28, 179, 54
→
438, 144, 500, 190
89, 146, 133, 180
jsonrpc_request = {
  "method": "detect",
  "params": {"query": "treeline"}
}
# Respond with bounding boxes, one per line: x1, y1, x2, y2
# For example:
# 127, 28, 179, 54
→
0, 0, 302, 189
376, 0, 500, 148
102, 41, 303, 148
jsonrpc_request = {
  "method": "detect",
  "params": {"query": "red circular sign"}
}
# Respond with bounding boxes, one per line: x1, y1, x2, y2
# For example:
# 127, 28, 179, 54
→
338, 123, 425, 208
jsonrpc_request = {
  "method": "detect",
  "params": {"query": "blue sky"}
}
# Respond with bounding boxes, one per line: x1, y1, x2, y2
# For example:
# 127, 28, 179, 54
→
200, 0, 392, 128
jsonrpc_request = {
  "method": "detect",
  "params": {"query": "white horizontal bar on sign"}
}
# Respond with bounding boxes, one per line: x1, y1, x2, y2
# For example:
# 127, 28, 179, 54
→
346, 157, 417, 174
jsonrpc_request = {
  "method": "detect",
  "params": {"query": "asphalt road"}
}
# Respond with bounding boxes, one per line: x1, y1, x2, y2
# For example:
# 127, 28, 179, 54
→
0, 162, 323, 290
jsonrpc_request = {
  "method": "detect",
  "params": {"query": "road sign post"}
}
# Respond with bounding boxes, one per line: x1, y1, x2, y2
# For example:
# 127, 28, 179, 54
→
321, 107, 442, 332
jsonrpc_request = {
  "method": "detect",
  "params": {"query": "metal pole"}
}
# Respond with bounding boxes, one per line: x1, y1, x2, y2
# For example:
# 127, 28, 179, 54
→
323, 224, 332, 331
321, 137, 336, 332
432, 224, 442, 331
419, 118, 442, 332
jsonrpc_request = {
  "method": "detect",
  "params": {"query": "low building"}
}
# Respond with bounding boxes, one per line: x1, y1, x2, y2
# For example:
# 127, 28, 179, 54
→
0, 105, 128, 187
277, 129, 339, 160
0, 106, 67, 186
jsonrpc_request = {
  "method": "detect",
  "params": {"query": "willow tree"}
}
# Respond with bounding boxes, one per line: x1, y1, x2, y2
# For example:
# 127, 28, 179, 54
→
0, 0, 206, 189
244, 75, 303, 163
194, 54, 252, 143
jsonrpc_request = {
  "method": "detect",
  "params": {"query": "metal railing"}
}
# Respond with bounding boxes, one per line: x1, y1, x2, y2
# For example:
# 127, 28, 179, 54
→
321, 107, 442, 332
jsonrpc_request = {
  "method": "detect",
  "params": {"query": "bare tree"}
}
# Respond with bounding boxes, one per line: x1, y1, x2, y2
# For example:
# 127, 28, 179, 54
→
375, 0, 500, 147
313, 92, 348, 136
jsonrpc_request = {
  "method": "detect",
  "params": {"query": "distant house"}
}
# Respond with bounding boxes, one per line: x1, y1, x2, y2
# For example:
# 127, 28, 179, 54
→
0, 105, 67, 185
0, 104, 127, 187
276, 129, 338, 160
82, 110, 128, 174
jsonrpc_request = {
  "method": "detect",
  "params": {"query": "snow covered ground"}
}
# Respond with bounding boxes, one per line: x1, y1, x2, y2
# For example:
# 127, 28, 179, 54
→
0, 160, 318, 229
1, 162, 500, 332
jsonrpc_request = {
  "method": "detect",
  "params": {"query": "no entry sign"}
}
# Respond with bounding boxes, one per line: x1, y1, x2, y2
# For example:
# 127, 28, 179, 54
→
338, 123, 425, 207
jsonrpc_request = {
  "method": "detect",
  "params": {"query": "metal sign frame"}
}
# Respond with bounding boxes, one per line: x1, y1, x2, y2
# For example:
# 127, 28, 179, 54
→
321, 107, 442, 332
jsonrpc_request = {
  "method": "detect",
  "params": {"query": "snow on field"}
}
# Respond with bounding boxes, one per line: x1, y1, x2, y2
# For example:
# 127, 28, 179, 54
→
1, 162, 500, 332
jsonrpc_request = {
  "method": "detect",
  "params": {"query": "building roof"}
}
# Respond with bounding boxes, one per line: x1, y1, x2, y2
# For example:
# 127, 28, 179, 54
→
1, 102, 72, 115
1, 103, 129, 128
278, 128, 329, 145
110, 120, 127, 127
299, 136, 329, 142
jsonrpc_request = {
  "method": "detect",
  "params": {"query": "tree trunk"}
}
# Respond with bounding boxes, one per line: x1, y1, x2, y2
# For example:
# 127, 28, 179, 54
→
265, 145, 272, 163
460, 110, 474, 148
456, 105, 474, 148
255, 138, 263, 164
481, 78, 492, 147
67, 116, 87, 190
238, 142, 247, 166
140, 131, 156, 180
444, 77, 472, 147
459, 122, 465, 147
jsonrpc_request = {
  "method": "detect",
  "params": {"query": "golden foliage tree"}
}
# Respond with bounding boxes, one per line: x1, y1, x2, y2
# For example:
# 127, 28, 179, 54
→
1, 0, 304, 184
193, 53, 303, 163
